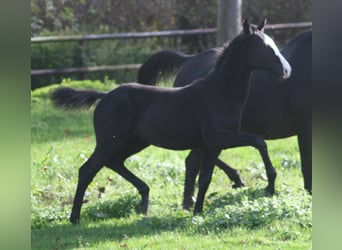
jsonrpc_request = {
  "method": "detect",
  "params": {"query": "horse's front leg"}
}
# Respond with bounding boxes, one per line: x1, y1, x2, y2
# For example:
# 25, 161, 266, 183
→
193, 149, 221, 214
183, 150, 203, 210
202, 128, 276, 194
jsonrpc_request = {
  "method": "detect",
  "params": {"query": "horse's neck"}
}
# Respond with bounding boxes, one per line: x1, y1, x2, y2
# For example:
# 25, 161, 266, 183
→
214, 54, 252, 103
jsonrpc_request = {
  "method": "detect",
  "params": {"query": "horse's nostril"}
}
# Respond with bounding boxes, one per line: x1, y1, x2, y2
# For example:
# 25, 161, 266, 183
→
282, 68, 291, 79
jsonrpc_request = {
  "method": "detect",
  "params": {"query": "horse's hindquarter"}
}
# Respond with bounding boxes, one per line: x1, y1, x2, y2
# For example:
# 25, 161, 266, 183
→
93, 85, 141, 144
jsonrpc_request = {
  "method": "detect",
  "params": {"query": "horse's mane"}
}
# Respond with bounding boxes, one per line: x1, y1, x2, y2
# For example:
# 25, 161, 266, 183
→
214, 34, 246, 71
214, 25, 260, 71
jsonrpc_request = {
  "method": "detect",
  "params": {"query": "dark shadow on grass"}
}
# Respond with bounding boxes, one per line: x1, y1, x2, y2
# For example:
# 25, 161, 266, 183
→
31, 213, 193, 249
205, 187, 271, 210
32, 192, 192, 248
31, 188, 280, 249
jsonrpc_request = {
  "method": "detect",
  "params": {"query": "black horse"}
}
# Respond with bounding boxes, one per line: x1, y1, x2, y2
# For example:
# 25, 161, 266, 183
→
50, 20, 291, 224
138, 28, 311, 208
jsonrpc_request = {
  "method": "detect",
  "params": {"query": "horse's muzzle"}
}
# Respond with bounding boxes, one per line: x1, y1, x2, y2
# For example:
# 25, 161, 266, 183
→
282, 66, 291, 79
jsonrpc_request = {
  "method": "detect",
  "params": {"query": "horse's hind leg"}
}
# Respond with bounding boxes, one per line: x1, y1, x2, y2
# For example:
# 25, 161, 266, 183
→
298, 123, 312, 194
106, 140, 150, 215
107, 160, 150, 215
215, 158, 245, 188
70, 148, 106, 224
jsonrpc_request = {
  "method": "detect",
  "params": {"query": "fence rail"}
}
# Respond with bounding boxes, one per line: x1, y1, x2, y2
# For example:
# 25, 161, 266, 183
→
31, 64, 142, 76
31, 22, 312, 76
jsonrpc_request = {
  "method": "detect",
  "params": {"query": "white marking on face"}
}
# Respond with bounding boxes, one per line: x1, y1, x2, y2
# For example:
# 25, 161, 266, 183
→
264, 33, 292, 79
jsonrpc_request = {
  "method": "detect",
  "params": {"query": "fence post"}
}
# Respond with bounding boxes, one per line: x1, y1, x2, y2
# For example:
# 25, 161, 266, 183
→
78, 40, 85, 80
217, 0, 242, 45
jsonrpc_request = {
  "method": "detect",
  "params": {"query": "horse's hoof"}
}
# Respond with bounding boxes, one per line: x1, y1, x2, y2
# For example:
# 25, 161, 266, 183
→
193, 209, 203, 216
305, 187, 312, 195
232, 182, 245, 189
182, 205, 192, 211
144, 210, 149, 216
193, 204, 203, 215
265, 187, 275, 196
182, 200, 194, 211
69, 216, 80, 225
139, 203, 149, 216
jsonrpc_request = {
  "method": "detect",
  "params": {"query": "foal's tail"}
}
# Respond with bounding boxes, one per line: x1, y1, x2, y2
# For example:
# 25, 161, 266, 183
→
50, 87, 106, 111
137, 50, 192, 85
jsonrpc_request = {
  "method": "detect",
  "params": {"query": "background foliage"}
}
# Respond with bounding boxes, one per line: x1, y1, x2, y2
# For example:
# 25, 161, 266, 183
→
31, 0, 311, 36
31, 1, 311, 89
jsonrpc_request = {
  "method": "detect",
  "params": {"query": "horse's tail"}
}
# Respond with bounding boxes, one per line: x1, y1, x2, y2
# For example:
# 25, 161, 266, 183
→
50, 87, 106, 111
137, 50, 192, 85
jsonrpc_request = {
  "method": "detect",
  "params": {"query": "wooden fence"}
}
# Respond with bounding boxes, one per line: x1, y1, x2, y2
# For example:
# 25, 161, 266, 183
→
31, 22, 312, 76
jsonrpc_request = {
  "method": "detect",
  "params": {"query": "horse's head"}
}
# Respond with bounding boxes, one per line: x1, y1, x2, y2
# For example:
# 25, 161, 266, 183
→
242, 18, 291, 79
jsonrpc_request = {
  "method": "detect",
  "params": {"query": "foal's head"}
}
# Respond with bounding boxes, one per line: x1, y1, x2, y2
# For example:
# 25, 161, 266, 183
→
241, 18, 291, 79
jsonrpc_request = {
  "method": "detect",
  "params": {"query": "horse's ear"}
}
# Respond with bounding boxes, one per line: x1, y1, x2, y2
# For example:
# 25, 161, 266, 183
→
257, 17, 267, 32
243, 19, 251, 35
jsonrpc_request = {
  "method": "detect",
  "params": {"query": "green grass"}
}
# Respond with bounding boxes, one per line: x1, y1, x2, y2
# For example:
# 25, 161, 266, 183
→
31, 80, 312, 249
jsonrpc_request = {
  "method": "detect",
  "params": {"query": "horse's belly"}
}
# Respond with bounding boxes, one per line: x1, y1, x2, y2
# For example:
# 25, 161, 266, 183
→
142, 133, 202, 150
152, 140, 201, 150
137, 119, 203, 150
241, 113, 297, 139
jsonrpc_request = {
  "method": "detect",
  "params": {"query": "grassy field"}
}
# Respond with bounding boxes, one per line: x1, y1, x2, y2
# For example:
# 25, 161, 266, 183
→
31, 80, 311, 249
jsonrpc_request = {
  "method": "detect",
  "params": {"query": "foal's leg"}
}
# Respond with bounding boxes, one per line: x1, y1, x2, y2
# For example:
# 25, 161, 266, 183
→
193, 149, 221, 214
183, 150, 202, 210
182, 151, 244, 210
204, 130, 277, 194
107, 159, 150, 215
255, 138, 277, 195
106, 138, 150, 214
70, 147, 106, 224
215, 158, 245, 188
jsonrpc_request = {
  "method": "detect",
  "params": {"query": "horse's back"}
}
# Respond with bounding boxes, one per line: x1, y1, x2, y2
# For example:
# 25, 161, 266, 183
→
281, 30, 312, 59
174, 47, 224, 87
285, 30, 312, 123
93, 83, 198, 144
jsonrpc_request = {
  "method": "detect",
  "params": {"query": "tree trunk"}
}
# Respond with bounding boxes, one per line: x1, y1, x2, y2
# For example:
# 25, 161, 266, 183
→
217, 0, 242, 45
